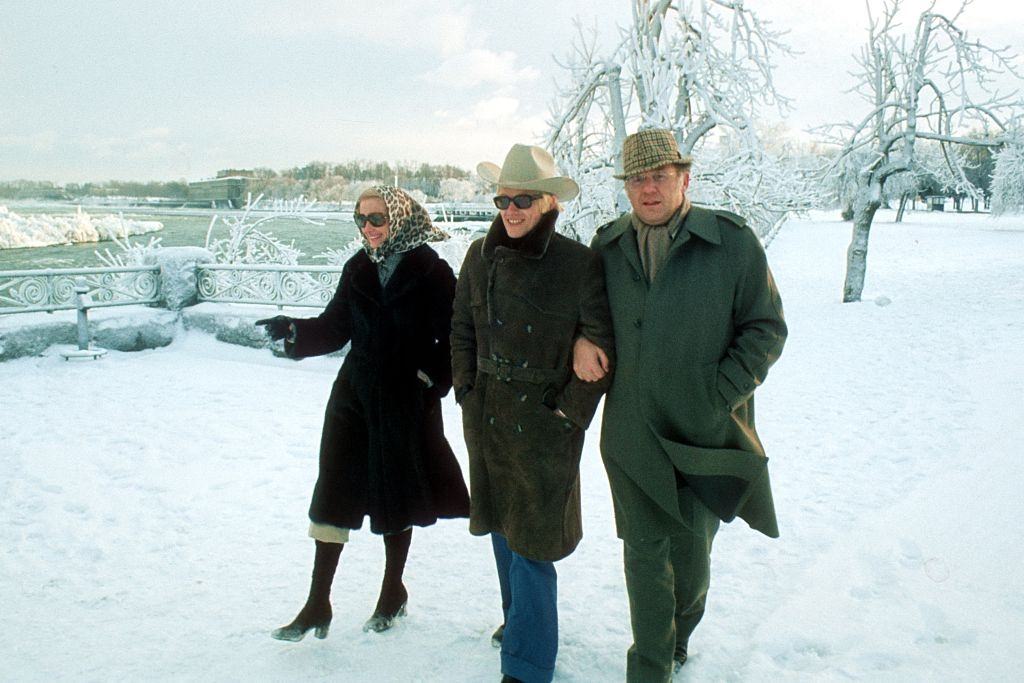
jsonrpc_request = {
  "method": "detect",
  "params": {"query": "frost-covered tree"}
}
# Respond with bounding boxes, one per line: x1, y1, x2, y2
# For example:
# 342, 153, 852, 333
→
438, 178, 478, 203
991, 142, 1024, 214
341, 180, 380, 202
819, 0, 1023, 302
406, 188, 429, 206
959, 134, 998, 210
204, 194, 321, 264
883, 141, 966, 220
545, 0, 812, 243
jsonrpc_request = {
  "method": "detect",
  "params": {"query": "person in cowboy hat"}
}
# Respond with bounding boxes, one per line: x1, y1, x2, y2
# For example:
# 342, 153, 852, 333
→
451, 144, 615, 683
258, 185, 470, 642
573, 128, 787, 680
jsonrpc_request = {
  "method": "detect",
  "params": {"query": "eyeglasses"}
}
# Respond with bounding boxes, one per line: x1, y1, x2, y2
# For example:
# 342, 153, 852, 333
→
493, 194, 543, 210
625, 170, 678, 189
353, 212, 388, 228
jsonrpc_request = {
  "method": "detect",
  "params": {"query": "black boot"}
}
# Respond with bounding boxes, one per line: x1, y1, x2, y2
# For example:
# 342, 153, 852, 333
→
363, 528, 411, 632
673, 641, 688, 673
272, 540, 343, 641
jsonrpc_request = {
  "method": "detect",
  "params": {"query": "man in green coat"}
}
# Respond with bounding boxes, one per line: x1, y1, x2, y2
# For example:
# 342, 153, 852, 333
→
574, 129, 787, 681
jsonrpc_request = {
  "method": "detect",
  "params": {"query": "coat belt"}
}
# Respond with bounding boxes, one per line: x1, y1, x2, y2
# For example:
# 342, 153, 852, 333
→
477, 357, 565, 384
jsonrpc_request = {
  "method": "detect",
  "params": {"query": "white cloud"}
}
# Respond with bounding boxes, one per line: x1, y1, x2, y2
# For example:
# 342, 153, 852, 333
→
0, 132, 57, 152
244, 1, 475, 56
468, 96, 521, 122
422, 49, 540, 88
137, 127, 172, 140
79, 129, 187, 161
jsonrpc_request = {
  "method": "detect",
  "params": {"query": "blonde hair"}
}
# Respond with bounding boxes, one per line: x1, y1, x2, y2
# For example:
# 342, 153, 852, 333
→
540, 193, 562, 213
356, 187, 384, 215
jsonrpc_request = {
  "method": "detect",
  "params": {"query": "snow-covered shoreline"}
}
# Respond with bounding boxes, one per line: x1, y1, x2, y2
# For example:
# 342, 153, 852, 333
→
2, 212, 1022, 681
0, 205, 163, 250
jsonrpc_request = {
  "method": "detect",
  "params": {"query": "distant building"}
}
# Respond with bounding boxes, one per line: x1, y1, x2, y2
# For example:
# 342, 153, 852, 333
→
187, 176, 250, 208
431, 203, 495, 222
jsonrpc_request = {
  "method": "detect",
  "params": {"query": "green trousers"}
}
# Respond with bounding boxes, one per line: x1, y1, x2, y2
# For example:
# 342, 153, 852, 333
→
623, 487, 720, 683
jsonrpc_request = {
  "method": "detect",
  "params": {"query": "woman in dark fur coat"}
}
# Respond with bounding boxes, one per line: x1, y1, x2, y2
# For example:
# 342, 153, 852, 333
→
258, 185, 469, 641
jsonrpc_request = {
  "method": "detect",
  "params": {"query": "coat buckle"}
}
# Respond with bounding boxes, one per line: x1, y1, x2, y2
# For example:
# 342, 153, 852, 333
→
494, 358, 513, 382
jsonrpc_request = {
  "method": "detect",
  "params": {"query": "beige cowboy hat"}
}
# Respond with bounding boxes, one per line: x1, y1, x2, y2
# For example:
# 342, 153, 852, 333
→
477, 144, 580, 201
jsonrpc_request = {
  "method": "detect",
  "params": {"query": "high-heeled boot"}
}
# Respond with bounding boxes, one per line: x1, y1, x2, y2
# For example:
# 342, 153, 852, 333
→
272, 540, 343, 641
363, 528, 411, 632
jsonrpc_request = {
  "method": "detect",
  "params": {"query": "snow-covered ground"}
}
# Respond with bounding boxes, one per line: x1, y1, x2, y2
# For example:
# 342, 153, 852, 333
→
0, 205, 163, 250
2, 210, 1022, 681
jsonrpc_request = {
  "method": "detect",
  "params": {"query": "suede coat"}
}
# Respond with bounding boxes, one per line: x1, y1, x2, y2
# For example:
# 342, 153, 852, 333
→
287, 244, 470, 534
591, 206, 787, 541
452, 210, 614, 562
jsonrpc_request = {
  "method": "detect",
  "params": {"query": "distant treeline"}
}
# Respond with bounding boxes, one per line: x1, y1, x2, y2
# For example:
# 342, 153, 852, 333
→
244, 160, 477, 202
0, 160, 477, 202
0, 179, 189, 200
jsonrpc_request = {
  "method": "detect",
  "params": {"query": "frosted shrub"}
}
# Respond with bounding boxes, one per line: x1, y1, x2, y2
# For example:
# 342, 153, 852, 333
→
204, 194, 321, 265
991, 144, 1024, 215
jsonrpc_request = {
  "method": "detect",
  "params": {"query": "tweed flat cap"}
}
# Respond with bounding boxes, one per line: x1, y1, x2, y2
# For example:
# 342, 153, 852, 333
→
614, 128, 693, 179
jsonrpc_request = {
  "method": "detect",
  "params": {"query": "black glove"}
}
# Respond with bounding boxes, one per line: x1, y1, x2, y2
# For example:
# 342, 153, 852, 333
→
255, 316, 294, 341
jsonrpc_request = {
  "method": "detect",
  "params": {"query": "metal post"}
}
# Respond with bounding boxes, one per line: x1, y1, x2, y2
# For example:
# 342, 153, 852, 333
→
61, 277, 107, 360
75, 279, 90, 350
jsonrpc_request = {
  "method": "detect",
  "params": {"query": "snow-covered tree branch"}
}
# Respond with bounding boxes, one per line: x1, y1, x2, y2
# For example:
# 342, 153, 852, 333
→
545, 0, 813, 244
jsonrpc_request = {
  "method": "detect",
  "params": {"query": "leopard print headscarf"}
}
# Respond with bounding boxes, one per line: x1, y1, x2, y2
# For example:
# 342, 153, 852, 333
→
358, 185, 449, 264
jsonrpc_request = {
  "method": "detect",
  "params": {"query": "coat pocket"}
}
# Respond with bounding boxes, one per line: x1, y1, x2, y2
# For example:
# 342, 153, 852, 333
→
701, 361, 730, 416
524, 400, 578, 449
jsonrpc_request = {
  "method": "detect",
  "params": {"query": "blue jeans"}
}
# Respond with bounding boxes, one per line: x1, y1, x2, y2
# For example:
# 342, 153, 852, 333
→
491, 533, 558, 683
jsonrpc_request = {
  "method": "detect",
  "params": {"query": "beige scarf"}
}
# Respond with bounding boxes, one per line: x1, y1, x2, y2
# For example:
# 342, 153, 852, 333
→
632, 197, 691, 282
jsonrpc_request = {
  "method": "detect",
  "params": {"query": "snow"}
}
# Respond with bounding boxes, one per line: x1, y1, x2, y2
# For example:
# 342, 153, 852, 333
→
0, 205, 163, 250
2, 210, 1023, 681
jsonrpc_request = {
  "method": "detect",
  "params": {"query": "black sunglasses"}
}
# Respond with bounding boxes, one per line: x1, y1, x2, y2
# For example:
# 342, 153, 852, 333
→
493, 194, 542, 210
353, 212, 388, 228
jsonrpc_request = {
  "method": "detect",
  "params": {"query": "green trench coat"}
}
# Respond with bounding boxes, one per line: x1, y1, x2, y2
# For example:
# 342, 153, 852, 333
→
452, 210, 615, 562
591, 206, 787, 541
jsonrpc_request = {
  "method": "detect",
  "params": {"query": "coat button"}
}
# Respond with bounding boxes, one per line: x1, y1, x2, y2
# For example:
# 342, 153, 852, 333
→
514, 423, 524, 433
519, 393, 528, 402
632, 274, 641, 282
634, 318, 642, 328
525, 324, 533, 333
488, 416, 496, 425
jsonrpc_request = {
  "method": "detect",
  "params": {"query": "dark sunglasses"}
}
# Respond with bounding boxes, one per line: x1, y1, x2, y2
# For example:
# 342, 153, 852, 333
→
354, 212, 388, 228
493, 194, 542, 210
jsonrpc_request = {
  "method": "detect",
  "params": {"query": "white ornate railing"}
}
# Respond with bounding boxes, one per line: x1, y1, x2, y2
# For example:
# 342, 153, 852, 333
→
0, 266, 161, 314
196, 264, 344, 308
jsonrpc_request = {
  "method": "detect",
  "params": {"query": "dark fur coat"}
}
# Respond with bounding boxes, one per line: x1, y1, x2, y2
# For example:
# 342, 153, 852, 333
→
288, 244, 469, 534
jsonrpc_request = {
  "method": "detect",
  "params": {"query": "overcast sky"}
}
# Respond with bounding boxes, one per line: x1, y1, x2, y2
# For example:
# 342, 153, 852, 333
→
2, 0, 1022, 183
